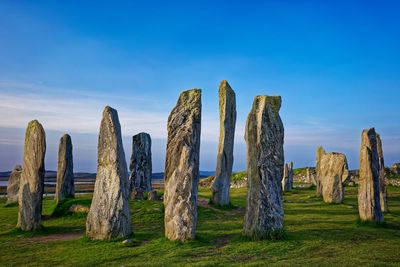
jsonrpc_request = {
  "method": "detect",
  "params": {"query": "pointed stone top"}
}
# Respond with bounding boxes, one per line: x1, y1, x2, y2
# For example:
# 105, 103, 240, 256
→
13, 165, 22, 171
252, 95, 281, 116
103, 105, 117, 114
176, 89, 201, 111
219, 80, 233, 90
62, 133, 71, 139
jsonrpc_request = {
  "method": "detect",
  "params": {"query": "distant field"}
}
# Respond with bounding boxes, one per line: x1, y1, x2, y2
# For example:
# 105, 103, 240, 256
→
0, 186, 400, 266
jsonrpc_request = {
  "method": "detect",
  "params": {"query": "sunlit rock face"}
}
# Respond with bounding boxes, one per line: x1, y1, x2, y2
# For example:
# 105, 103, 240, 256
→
86, 106, 131, 240
211, 80, 236, 206
320, 152, 349, 204
243, 96, 284, 239
164, 89, 201, 241
358, 128, 384, 223
17, 120, 46, 231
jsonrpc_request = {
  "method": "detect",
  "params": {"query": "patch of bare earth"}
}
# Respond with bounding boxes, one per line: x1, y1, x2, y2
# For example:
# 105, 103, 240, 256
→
25, 232, 82, 243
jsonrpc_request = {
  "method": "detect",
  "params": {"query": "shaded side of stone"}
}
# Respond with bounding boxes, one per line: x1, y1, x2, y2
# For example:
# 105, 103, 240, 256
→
129, 132, 152, 199
376, 134, 387, 212
6, 165, 22, 204
315, 146, 326, 196
55, 134, 75, 204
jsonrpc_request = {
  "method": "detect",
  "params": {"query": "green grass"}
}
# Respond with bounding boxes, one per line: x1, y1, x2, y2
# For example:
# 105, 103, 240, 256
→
231, 171, 246, 182
1, 186, 400, 266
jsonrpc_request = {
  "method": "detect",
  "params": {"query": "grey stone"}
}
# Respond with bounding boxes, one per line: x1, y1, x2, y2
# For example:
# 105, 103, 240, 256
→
17, 120, 46, 231
320, 152, 349, 203
6, 165, 22, 205
358, 128, 384, 223
147, 190, 158, 201
391, 163, 400, 174
129, 132, 152, 199
164, 89, 201, 241
315, 146, 326, 196
86, 106, 131, 240
55, 134, 74, 204
243, 96, 284, 239
211, 80, 237, 206
306, 167, 316, 185
282, 162, 293, 192
376, 134, 387, 212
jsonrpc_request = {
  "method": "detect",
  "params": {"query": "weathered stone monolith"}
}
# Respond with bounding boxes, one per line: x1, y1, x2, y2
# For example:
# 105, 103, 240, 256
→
243, 96, 284, 239
282, 162, 293, 192
129, 132, 152, 199
376, 134, 387, 212
211, 80, 236, 206
320, 152, 348, 203
358, 128, 383, 223
17, 120, 46, 231
86, 106, 131, 240
315, 146, 326, 196
164, 89, 201, 241
6, 165, 22, 205
55, 134, 74, 204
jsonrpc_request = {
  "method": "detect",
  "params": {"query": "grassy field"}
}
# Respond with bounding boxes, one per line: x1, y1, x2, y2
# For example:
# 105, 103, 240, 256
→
1, 186, 400, 266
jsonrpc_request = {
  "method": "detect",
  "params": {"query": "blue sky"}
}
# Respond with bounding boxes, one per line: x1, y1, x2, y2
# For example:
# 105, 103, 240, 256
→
0, 1, 399, 172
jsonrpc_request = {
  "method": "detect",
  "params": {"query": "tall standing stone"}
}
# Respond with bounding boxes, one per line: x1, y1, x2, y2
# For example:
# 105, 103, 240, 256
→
129, 132, 152, 199
358, 128, 383, 223
164, 89, 201, 241
86, 106, 131, 240
243, 96, 284, 239
315, 146, 326, 196
376, 134, 387, 212
17, 120, 46, 231
6, 165, 22, 205
211, 80, 236, 206
55, 134, 74, 204
320, 152, 348, 203
282, 162, 293, 192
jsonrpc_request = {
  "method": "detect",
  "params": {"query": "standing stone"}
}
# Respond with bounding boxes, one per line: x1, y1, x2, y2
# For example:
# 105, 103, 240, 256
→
211, 80, 237, 206
55, 134, 74, 204
320, 152, 349, 204
86, 106, 131, 240
391, 163, 400, 174
164, 89, 201, 241
376, 134, 387, 212
315, 146, 326, 196
17, 120, 46, 231
306, 167, 316, 185
243, 96, 284, 239
6, 165, 22, 205
358, 128, 384, 223
282, 162, 293, 192
129, 132, 152, 199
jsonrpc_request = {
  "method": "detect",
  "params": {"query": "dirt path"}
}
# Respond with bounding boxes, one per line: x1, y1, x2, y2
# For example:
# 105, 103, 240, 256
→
25, 232, 82, 243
